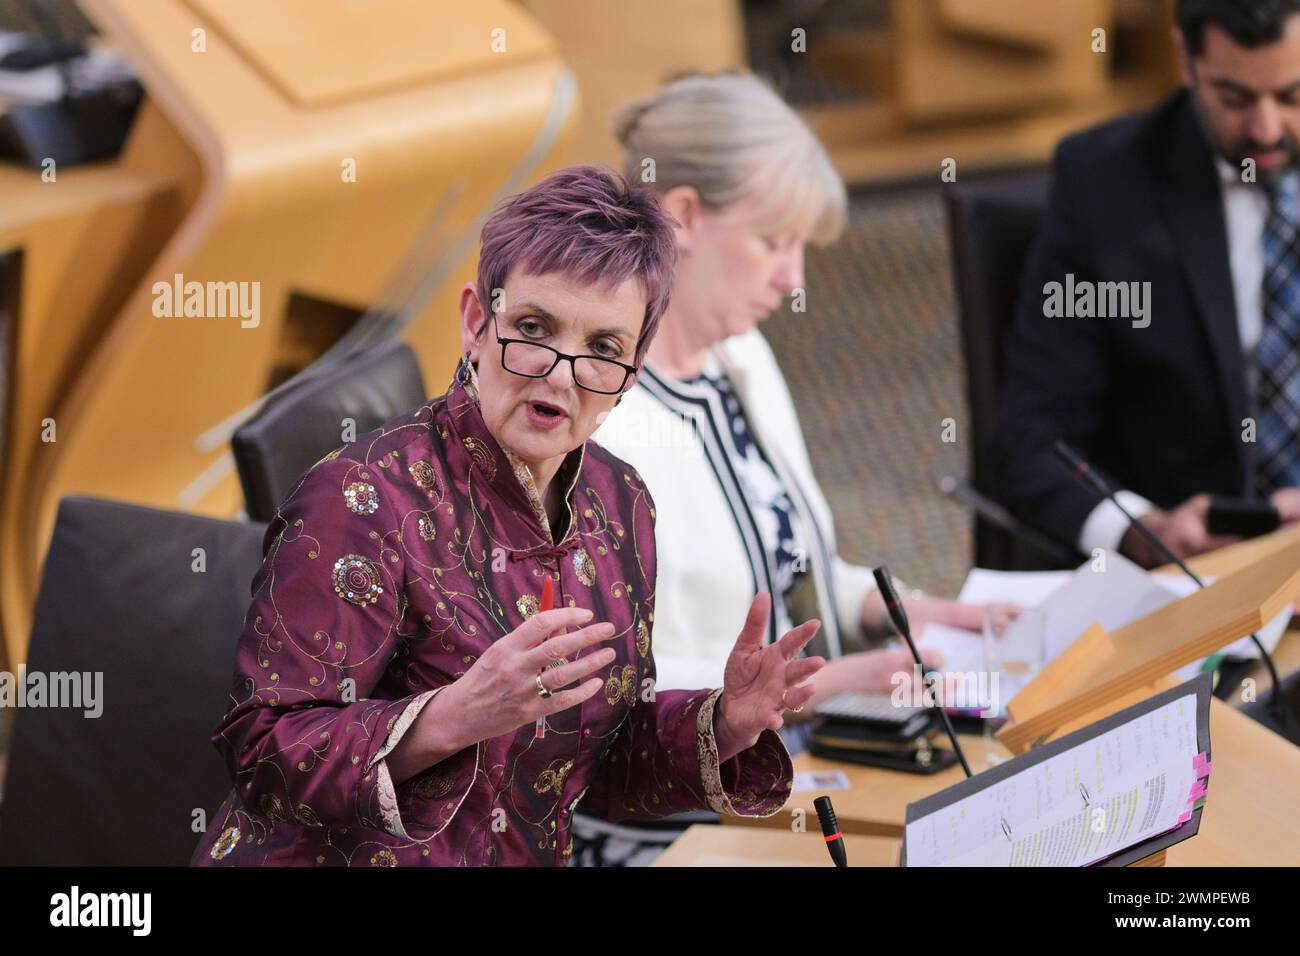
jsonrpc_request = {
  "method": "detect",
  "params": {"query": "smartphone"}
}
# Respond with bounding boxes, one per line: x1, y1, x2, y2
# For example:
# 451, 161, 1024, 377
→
1207, 497, 1280, 538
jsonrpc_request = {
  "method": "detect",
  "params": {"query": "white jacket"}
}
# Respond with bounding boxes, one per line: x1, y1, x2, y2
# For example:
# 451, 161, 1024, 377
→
592, 329, 879, 691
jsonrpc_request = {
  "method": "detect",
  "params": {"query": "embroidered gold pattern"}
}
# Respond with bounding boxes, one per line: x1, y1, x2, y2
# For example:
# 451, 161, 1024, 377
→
332, 555, 383, 606
635, 618, 650, 658
408, 459, 438, 492
462, 437, 496, 482
343, 481, 379, 515
418, 514, 437, 541
516, 594, 540, 618
370, 848, 398, 867
259, 792, 286, 824
533, 759, 574, 796
604, 664, 636, 707
696, 689, 732, 814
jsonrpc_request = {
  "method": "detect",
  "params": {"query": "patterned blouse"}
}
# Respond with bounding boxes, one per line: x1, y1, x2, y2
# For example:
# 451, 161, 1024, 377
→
681, 363, 810, 640
190, 362, 793, 866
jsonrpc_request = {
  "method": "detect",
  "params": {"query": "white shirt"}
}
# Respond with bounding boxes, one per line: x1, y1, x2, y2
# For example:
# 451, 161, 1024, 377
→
1077, 157, 1267, 554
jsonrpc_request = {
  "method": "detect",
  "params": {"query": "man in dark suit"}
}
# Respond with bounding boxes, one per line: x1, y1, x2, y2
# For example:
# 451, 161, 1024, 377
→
992, 0, 1300, 566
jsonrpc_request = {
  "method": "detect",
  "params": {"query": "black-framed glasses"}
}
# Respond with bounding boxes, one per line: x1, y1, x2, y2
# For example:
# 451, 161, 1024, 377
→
493, 316, 638, 395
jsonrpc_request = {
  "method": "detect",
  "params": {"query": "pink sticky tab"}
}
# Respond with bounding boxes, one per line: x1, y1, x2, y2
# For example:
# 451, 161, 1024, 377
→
1189, 780, 1207, 801
1177, 810, 1193, 826
1193, 752, 1211, 775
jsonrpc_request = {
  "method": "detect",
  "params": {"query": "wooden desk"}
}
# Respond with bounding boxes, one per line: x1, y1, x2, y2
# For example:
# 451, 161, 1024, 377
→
727, 733, 1009, 840
654, 825, 900, 868
727, 632, 1300, 864
1165, 698, 1300, 866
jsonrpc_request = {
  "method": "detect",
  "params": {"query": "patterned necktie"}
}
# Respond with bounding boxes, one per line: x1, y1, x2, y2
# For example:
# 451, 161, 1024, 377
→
1255, 167, 1300, 496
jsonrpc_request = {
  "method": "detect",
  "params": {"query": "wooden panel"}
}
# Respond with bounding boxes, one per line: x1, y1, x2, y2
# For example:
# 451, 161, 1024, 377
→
1006, 622, 1114, 724
2, 0, 576, 665
998, 536, 1300, 750
942, 0, 1106, 48
521, 0, 745, 169
892, 0, 1112, 124
185, 0, 554, 108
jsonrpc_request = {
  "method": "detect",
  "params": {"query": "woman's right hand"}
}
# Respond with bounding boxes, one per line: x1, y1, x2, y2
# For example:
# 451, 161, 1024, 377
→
387, 606, 618, 782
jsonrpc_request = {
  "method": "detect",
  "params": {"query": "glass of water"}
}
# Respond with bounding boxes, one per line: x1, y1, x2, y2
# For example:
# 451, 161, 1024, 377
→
981, 605, 1046, 767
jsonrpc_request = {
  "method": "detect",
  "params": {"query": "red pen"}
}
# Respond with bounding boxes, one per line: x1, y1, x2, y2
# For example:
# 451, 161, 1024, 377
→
536, 576, 555, 740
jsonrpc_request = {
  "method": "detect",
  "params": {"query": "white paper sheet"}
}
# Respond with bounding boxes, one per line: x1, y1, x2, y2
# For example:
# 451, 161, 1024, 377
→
905, 693, 1200, 866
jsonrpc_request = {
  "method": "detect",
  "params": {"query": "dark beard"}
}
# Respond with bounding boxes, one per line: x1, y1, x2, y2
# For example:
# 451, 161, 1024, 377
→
1189, 88, 1300, 183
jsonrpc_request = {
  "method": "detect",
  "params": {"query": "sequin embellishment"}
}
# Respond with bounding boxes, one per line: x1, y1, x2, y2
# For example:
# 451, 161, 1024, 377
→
343, 481, 379, 515
210, 825, 240, 861
572, 547, 596, 587
332, 555, 383, 606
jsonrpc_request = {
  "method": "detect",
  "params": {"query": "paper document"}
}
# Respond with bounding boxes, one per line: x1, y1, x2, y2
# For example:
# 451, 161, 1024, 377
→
905, 692, 1200, 866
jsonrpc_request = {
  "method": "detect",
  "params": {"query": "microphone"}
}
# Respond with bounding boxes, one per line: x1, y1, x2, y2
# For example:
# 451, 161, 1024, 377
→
939, 474, 1079, 565
1053, 441, 1287, 728
814, 795, 847, 867
873, 566, 972, 777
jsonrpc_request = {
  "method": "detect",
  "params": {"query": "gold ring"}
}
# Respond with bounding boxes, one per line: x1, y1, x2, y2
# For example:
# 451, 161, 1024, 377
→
536, 674, 552, 699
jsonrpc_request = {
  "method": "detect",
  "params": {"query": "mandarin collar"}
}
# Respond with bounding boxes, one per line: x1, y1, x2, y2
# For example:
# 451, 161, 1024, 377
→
443, 359, 585, 546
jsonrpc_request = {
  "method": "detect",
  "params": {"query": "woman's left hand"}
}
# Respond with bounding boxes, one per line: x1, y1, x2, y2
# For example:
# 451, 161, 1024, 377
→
716, 592, 824, 762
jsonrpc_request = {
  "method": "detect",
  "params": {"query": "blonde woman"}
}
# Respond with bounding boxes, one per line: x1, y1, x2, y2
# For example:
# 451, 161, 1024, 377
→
572, 72, 1014, 865
595, 71, 1012, 704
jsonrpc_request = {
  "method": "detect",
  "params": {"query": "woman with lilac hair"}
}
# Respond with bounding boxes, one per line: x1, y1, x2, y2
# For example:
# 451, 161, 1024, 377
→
191, 166, 822, 867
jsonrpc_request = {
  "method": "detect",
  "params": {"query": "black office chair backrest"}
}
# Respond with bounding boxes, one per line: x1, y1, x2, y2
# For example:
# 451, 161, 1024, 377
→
945, 171, 1055, 571
0, 496, 267, 865
233, 339, 427, 522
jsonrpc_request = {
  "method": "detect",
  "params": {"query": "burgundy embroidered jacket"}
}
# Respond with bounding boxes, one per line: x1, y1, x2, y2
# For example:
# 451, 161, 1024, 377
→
191, 367, 793, 866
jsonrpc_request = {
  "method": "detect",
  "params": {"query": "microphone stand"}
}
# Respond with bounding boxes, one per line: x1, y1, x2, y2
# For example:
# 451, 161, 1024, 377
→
873, 566, 972, 777
1053, 441, 1288, 729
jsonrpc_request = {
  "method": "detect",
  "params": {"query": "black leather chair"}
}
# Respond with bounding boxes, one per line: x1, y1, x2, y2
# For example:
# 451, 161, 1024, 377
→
233, 339, 427, 522
945, 171, 1072, 571
0, 496, 267, 865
